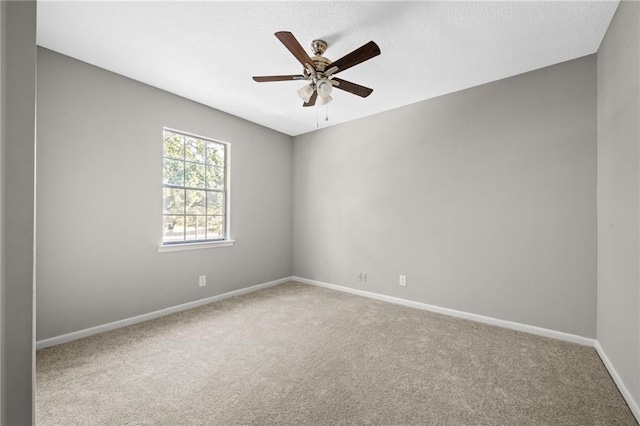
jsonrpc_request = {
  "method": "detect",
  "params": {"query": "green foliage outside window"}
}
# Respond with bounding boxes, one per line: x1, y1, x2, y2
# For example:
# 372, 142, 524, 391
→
162, 129, 227, 243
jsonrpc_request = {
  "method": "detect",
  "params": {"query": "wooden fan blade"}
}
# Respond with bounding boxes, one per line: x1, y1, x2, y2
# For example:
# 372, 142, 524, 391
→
330, 41, 380, 74
253, 75, 304, 82
275, 31, 315, 69
332, 78, 373, 98
303, 91, 317, 107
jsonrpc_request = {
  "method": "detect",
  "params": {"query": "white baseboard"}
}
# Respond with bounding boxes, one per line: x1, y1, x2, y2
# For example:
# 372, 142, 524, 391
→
595, 341, 640, 422
37, 275, 638, 422
36, 276, 292, 350
292, 276, 596, 347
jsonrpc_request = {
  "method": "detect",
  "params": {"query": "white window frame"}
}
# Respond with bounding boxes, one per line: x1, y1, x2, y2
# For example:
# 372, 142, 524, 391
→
158, 128, 234, 252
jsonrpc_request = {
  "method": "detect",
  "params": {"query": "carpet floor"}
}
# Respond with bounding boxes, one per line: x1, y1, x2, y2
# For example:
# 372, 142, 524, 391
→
37, 282, 637, 425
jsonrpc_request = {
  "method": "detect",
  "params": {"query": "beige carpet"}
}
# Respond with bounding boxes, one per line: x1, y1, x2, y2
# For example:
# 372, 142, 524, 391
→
37, 282, 637, 425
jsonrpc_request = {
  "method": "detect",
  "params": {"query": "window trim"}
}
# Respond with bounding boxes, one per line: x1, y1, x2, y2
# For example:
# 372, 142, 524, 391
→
158, 239, 235, 253
159, 127, 232, 249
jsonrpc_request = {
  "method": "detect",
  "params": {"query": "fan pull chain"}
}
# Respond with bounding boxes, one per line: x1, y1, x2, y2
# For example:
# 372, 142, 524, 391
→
325, 103, 329, 122
316, 103, 319, 128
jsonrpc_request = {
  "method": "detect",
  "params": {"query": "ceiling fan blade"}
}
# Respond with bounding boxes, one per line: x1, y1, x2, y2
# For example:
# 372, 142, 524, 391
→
253, 75, 305, 82
330, 41, 380, 74
303, 91, 317, 107
275, 31, 315, 69
332, 78, 373, 98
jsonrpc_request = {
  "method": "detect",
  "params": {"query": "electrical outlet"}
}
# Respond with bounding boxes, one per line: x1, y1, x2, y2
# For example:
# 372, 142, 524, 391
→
399, 275, 407, 287
199, 275, 206, 287
362, 273, 367, 282
357, 273, 362, 281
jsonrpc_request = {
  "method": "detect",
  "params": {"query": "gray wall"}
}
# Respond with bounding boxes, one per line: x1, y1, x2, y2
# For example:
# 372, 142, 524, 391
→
2, 1, 36, 424
36, 48, 293, 341
293, 55, 597, 338
597, 0, 640, 409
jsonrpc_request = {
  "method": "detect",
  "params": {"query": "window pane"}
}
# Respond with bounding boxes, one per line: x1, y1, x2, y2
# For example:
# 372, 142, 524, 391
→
162, 130, 228, 245
163, 159, 184, 186
163, 188, 185, 214
185, 162, 206, 188
163, 131, 184, 159
206, 166, 224, 190
206, 191, 224, 215
185, 215, 198, 240
163, 215, 184, 242
186, 190, 206, 214
206, 216, 224, 239
206, 142, 225, 168
196, 216, 207, 241
185, 137, 206, 163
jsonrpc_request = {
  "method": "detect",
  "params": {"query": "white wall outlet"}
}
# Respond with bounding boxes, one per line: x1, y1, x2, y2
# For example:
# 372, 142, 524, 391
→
357, 272, 362, 281
199, 275, 206, 287
399, 275, 407, 287
362, 273, 367, 282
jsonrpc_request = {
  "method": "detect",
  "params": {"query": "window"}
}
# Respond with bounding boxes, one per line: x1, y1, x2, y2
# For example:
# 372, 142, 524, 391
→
162, 129, 228, 245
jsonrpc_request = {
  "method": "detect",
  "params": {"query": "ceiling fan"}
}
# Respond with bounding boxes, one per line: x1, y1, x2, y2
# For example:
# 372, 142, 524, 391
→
253, 32, 381, 107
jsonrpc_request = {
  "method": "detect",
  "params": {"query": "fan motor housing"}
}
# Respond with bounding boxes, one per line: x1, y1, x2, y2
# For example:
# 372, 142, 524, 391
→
311, 55, 331, 72
309, 39, 331, 72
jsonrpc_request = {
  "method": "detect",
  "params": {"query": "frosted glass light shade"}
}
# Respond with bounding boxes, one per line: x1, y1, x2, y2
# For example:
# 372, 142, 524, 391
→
297, 84, 314, 102
316, 80, 333, 98
318, 95, 333, 105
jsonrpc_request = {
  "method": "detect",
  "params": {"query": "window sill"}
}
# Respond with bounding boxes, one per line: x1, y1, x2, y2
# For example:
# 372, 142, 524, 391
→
158, 240, 235, 253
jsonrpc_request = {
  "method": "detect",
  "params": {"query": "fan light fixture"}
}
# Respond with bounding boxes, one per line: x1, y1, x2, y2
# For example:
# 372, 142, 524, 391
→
318, 95, 332, 105
297, 84, 314, 103
316, 79, 333, 98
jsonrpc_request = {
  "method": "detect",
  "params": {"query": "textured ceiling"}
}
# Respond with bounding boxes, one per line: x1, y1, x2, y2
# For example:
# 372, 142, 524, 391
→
37, 1, 619, 136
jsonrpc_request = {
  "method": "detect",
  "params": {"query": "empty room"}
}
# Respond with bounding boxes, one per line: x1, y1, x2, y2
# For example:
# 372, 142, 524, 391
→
1, 0, 639, 425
